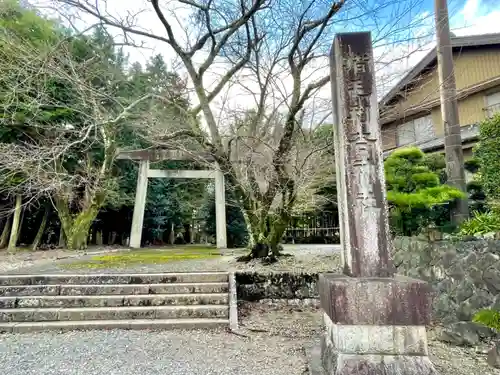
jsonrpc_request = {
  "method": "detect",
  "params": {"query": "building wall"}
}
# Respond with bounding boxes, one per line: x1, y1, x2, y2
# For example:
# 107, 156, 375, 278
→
455, 48, 500, 90
430, 91, 488, 136
380, 47, 500, 151
381, 122, 397, 150
395, 48, 500, 114
398, 69, 439, 112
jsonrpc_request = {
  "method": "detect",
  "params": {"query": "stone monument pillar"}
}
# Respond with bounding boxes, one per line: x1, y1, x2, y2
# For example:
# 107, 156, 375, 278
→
315, 32, 437, 374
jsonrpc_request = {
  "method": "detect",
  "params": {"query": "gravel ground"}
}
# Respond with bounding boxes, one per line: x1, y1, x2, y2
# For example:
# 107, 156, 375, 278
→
0, 305, 497, 375
0, 329, 306, 375
0, 249, 91, 273
241, 306, 500, 375
0, 247, 140, 274
2, 245, 342, 275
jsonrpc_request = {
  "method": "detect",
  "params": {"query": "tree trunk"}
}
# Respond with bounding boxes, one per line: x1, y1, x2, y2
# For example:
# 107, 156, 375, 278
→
62, 208, 99, 250
96, 231, 103, 246
8, 194, 22, 251
242, 208, 290, 260
58, 225, 66, 248
169, 222, 175, 245
0, 216, 12, 249
110, 231, 117, 245
90, 225, 97, 245
32, 203, 50, 251
55, 191, 104, 251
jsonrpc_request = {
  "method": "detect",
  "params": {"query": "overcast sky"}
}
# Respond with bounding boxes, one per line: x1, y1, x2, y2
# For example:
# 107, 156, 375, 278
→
33, 0, 500, 126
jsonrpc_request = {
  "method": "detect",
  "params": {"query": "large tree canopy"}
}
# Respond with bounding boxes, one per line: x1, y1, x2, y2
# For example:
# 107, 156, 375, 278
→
0, 0, 441, 255
44, 0, 434, 259
0, 1, 208, 249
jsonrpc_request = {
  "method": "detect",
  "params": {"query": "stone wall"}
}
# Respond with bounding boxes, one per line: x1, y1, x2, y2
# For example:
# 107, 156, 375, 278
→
393, 236, 500, 344
235, 240, 500, 345
235, 272, 319, 302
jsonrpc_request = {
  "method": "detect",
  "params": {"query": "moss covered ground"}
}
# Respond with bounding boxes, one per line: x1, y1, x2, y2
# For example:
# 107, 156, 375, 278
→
61, 246, 219, 269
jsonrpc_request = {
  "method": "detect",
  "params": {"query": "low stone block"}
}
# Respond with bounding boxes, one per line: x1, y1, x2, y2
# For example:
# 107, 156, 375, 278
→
59, 285, 149, 296
121, 307, 156, 320
16, 298, 42, 308
149, 283, 228, 294
53, 296, 125, 308
318, 274, 433, 326
87, 296, 126, 307
0, 309, 35, 322
321, 320, 436, 374
57, 308, 94, 321
33, 308, 61, 321
0, 297, 16, 309
154, 306, 228, 319
56, 307, 155, 321
0, 285, 59, 297
71, 275, 132, 285
124, 295, 153, 307
328, 353, 436, 375
139, 273, 228, 284
324, 313, 428, 355
59, 286, 96, 296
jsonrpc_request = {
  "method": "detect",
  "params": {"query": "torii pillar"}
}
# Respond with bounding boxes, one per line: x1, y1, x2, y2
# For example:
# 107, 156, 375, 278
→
126, 152, 227, 250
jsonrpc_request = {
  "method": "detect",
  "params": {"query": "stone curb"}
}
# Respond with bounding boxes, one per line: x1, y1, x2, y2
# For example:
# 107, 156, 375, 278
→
0, 293, 229, 309
0, 318, 230, 333
0, 282, 229, 296
228, 272, 238, 331
0, 305, 230, 322
0, 272, 229, 286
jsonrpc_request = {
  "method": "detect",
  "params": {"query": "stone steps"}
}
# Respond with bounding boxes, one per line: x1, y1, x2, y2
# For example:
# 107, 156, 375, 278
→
0, 272, 235, 332
0, 318, 229, 333
0, 293, 229, 308
0, 282, 229, 296
0, 305, 229, 322
0, 272, 228, 286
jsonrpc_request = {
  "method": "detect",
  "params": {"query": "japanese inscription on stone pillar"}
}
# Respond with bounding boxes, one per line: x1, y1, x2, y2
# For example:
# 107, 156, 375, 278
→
330, 32, 394, 278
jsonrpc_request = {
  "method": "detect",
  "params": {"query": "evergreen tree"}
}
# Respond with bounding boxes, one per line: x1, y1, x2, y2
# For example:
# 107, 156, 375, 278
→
385, 147, 465, 236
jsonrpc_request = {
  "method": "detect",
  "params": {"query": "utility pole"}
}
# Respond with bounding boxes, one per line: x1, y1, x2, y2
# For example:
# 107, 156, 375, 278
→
434, 0, 469, 224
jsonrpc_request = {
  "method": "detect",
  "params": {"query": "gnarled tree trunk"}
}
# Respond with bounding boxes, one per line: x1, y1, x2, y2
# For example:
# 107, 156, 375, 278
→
8, 194, 22, 251
0, 216, 12, 249
32, 203, 50, 251
54, 193, 104, 250
241, 205, 291, 261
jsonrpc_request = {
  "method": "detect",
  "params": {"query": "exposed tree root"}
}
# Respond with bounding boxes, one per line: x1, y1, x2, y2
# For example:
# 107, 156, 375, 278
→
235, 244, 293, 263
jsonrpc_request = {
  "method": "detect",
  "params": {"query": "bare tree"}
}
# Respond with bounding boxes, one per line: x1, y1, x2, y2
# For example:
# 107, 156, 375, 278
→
0, 23, 155, 249
46, 0, 435, 259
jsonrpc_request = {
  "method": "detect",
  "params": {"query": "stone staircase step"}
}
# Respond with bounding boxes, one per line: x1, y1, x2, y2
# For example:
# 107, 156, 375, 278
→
0, 318, 229, 333
0, 272, 228, 286
0, 293, 229, 309
0, 305, 229, 322
0, 282, 229, 297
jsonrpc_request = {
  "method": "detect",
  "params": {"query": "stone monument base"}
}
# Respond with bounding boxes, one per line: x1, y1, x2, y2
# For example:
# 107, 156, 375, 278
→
314, 274, 438, 375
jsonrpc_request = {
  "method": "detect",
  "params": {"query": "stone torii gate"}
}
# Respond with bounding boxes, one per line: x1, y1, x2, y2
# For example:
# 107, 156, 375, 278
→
117, 149, 227, 249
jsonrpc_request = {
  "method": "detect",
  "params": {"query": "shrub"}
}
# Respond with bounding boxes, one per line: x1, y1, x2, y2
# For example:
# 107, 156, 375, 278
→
475, 113, 500, 210
473, 309, 500, 332
385, 147, 465, 236
460, 210, 500, 236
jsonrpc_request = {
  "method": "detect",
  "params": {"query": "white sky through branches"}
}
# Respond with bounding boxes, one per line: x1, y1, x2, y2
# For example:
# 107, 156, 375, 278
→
33, 0, 500, 128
